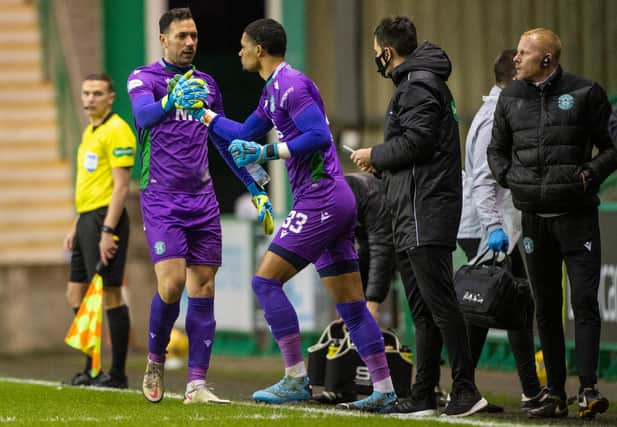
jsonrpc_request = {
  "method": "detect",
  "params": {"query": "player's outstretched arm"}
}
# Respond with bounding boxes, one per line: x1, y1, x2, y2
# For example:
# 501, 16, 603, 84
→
228, 102, 330, 167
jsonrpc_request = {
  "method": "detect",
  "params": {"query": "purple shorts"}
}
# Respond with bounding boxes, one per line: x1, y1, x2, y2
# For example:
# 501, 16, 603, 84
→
270, 178, 358, 271
140, 190, 222, 266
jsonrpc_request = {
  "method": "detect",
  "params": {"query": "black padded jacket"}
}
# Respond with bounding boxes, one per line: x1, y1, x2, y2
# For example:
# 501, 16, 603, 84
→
370, 42, 462, 251
345, 172, 394, 303
488, 66, 617, 213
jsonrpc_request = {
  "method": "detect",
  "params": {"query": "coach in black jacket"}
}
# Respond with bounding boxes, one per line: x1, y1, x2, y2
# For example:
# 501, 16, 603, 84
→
488, 28, 617, 420
350, 16, 486, 418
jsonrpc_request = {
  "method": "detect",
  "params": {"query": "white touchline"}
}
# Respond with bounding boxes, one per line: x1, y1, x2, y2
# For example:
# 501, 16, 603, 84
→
0, 377, 549, 427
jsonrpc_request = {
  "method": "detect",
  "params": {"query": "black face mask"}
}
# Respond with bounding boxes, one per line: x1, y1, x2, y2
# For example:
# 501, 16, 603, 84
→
375, 49, 391, 78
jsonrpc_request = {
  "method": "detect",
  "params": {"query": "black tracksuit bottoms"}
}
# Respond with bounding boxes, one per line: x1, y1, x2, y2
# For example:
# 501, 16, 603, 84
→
522, 208, 602, 397
397, 245, 477, 399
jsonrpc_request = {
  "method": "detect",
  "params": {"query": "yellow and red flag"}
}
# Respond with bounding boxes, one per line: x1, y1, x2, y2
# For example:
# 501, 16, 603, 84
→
65, 265, 104, 377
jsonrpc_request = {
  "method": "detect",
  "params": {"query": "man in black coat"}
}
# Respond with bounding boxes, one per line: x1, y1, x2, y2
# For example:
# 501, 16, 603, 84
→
349, 16, 486, 418
488, 28, 617, 420
344, 173, 396, 318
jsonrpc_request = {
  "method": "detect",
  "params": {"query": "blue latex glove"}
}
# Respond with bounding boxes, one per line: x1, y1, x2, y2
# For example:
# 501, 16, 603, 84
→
488, 228, 509, 253
229, 139, 279, 167
246, 182, 274, 235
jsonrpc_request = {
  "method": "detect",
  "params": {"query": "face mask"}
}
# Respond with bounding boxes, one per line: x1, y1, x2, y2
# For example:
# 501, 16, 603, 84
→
375, 49, 391, 78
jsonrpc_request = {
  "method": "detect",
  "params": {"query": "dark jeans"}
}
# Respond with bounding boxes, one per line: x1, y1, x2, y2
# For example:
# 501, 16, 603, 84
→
398, 246, 477, 399
522, 209, 602, 395
457, 237, 541, 397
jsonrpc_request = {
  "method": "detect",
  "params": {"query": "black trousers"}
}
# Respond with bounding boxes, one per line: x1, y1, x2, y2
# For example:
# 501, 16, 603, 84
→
398, 246, 477, 399
522, 209, 602, 395
458, 238, 540, 397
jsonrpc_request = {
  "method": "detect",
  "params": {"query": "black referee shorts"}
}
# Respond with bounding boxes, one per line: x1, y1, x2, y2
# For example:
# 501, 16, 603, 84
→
70, 207, 129, 287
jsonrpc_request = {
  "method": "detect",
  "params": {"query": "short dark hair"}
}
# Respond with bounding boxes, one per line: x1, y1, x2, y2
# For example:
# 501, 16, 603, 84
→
83, 73, 114, 93
374, 16, 417, 56
494, 49, 516, 85
159, 7, 193, 34
244, 18, 286, 57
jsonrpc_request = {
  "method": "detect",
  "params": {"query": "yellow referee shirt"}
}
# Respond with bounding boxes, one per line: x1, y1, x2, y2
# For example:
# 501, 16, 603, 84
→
75, 113, 136, 213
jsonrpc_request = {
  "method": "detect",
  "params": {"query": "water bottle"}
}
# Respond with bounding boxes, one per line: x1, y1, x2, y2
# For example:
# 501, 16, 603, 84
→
246, 163, 271, 187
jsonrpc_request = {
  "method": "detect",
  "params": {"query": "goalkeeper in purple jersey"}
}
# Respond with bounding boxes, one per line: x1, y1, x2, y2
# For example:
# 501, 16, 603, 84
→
126, 8, 273, 405
177, 18, 398, 413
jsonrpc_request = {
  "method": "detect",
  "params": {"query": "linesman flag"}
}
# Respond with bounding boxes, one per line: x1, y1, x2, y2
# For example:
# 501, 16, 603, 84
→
65, 262, 104, 377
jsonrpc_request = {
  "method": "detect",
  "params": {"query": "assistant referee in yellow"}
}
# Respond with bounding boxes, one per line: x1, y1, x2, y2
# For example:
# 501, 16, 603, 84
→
63, 73, 136, 388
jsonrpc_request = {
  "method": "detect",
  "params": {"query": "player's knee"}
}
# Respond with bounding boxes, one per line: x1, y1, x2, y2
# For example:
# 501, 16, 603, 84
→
156, 272, 185, 302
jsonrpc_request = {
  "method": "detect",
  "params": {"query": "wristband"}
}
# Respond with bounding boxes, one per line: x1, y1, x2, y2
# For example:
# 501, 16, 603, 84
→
101, 225, 116, 234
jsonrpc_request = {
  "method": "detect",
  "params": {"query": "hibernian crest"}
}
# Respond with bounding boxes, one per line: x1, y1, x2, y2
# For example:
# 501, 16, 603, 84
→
154, 241, 166, 255
523, 237, 534, 254
557, 94, 574, 110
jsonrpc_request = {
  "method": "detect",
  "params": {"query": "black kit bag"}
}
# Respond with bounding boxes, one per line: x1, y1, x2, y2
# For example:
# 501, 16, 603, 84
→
310, 325, 413, 403
454, 250, 533, 330
307, 319, 347, 387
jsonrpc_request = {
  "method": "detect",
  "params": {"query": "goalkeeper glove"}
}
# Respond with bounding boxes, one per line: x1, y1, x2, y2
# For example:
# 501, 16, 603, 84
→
161, 69, 208, 112
166, 73, 182, 93
229, 139, 279, 167
247, 182, 274, 235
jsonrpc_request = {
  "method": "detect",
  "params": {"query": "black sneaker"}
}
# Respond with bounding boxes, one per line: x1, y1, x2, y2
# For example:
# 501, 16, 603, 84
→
311, 391, 356, 405
527, 394, 568, 418
479, 402, 504, 413
442, 388, 488, 417
92, 372, 128, 389
63, 371, 96, 386
578, 388, 609, 419
383, 395, 437, 417
521, 387, 549, 412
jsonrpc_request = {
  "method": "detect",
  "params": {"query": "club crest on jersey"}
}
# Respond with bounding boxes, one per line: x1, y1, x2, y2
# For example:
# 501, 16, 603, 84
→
558, 94, 574, 110
523, 237, 534, 254
154, 241, 166, 255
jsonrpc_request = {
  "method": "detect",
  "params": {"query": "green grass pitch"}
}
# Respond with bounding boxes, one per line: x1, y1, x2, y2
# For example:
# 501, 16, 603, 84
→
1, 377, 615, 426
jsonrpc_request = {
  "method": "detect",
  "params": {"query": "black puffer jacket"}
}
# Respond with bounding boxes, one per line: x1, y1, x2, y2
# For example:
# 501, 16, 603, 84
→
488, 67, 617, 213
371, 42, 461, 251
345, 172, 395, 303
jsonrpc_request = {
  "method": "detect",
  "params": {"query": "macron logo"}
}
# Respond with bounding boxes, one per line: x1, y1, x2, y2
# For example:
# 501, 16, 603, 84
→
204, 339, 212, 348
149, 332, 156, 339
321, 211, 332, 222
584, 241, 592, 252
280, 230, 289, 238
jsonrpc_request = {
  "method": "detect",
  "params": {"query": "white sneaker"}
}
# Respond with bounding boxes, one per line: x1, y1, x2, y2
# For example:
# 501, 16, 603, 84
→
184, 380, 231, 404
142, 359, 164, 403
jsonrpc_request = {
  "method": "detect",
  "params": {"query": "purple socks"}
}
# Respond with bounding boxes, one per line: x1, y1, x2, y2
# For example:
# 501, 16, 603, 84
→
186, 297, 216, 382
252, 276, 302, 367
337, 300, 390, 383
148, 292, 180, 363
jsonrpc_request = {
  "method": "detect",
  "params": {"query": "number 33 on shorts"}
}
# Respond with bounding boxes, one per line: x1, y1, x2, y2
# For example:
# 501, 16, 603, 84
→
281, 210, 307, 234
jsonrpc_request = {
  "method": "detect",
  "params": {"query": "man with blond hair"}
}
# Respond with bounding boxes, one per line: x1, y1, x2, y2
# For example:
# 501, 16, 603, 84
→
488, 28, 617, 420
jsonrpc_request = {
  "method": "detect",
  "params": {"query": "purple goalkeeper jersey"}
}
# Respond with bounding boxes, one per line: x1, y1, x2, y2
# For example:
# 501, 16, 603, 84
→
127, 60, 223, 193
255, 63, 344, 200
